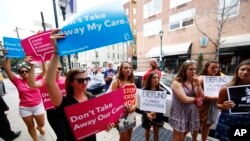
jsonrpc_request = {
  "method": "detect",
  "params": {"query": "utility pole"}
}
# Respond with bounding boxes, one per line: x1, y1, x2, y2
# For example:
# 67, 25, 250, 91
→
52, 0, 65, 72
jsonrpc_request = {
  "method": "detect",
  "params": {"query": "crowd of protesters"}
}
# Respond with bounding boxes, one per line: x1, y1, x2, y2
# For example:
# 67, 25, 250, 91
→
0, 29, 249, 141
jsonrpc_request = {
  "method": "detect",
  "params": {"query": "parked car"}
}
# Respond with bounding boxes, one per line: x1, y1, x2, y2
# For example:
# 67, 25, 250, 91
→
134, 71, 174, 121
87, 74, 105, 95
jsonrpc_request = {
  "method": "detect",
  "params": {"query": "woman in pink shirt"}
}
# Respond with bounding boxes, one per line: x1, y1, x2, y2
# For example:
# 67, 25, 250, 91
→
4, 56, 46, 141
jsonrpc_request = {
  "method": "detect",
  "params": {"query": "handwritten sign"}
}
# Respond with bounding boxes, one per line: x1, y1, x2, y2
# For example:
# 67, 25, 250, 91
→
203, 76, 232, 96
139, 90, 167, 113
21, 30, 54, 63
3, 37, 25, 58
123, 84, 136, 106
64, 88, 124, 140
57, 0, 133, 56
227, 85, 250, 114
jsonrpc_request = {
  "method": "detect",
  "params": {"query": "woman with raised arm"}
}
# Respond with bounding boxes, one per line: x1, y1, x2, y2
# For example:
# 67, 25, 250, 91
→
46, 29, 114, 141
109, 61, 137, 141
169, 60, 204, 141
215, 59, 250, 141
197, 60, 221, 141
3, 54, 46, 141
27, 59, 67, 141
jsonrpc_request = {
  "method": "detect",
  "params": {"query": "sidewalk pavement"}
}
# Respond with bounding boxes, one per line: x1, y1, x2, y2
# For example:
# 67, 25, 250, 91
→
1, 79, 218, 141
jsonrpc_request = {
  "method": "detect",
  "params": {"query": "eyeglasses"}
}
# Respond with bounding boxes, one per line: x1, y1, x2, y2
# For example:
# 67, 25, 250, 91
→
58, 67, 62, 71
123, 67, 132, 70
75, 77, 91, 83
187, 68, 197, 71
19, 70, 29, 74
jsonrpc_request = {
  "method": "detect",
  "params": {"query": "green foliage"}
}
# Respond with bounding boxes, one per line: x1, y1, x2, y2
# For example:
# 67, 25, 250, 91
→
197, 53, 203, 74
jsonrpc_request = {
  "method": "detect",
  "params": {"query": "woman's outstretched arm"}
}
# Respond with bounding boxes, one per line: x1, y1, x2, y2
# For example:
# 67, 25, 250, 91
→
45, 29, 65, 106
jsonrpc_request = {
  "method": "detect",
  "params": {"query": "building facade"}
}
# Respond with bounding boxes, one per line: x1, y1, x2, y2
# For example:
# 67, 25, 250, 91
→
136, 0, 250, 74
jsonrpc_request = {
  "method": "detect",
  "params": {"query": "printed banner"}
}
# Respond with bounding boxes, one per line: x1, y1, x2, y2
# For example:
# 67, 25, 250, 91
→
64, 88, 124, 140
40, 80, 66, 110
21, 30, 54, 63
3, 37, 25, 58
203, 76, 232, 96
139, 90, 167, 113
123, 84, 136, 106
227, 85, 250, 114
57, 0, 133, 56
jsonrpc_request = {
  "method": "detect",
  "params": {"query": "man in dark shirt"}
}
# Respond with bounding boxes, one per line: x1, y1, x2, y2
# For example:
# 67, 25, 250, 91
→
104, 61, 116, 91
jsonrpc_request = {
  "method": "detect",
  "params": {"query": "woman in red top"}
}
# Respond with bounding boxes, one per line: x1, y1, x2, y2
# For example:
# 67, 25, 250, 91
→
109, 61, 137, 141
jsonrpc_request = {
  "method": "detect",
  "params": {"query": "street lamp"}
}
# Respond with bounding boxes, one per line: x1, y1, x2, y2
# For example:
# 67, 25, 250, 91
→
58, 0, 71, 70
159, 30, 164, 71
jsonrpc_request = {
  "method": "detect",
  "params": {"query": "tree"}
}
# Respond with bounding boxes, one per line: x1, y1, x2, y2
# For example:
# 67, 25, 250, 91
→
195, 0, 249, 61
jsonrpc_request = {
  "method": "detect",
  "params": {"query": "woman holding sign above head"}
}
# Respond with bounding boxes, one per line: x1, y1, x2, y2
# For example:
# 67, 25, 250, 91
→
46, 29, 114, 141
141, 71, 164, 141
26, 58, 67, 141
3, 53, 46, 141
109, 61, 137, 141
215, 59, 250, 141
197, 60, 221, 141
169, 60, 204, 141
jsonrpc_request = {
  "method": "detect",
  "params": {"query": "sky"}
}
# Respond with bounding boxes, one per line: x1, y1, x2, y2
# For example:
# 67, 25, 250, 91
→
0, 0, 128, 40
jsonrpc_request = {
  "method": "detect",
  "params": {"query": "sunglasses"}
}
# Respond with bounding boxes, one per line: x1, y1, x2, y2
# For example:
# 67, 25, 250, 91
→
58, 67, 62, 71
19, 70, 29, 74
75, 77, 91, 83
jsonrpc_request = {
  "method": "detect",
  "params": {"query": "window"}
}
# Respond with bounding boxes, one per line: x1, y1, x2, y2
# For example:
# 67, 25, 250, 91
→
169, 8, 195, 30
143, 19, 162, 37
143, 0, 162, 18
170, 0, 191, 9
133, 8, 136, 15
133, 18, 136, 25
218, 0, 239, 19
108, 52, 110, 59
125, 8, 129, 15
113, 53, 115, 59
95, 50, 98, 58
117, 53, 119, 59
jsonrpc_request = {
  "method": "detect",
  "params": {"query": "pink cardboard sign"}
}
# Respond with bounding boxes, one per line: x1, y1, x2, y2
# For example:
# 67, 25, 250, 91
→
40, 79, 66, 110
21, 30, 54, 63
123, 84, 136, 106
64, 88, 124, 140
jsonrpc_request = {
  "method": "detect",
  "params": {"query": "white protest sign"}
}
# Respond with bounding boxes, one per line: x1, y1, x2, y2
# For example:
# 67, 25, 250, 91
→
203, 76, 232, 97
139, 90, 167, 113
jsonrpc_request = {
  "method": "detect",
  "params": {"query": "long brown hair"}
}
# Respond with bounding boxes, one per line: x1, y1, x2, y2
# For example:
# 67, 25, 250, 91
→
144, 71, 160, 90
199, 60, 221, 76
116, 61, 135, 83
175, 60, 197, 83
65, 68, 86, 97
229, 59, 250, 86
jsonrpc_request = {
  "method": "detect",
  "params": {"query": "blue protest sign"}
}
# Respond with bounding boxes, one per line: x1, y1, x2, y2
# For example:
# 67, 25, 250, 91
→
57, 0, 133, 56
3, 37, 25, 58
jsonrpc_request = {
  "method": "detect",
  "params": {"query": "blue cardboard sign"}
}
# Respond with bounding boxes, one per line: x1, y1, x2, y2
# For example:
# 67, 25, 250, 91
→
3, 37, 25, 58
57, 0, 133, 56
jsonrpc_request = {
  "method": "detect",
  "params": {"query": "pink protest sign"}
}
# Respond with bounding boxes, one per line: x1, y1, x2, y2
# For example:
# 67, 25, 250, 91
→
21, 30, 54, 63
123, 84, 136, 106
40, 79, 66, 110
64, 88, 124, 141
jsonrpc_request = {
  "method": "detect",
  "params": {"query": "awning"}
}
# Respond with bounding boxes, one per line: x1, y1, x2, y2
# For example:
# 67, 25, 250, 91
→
220, 34, 250, 48
146, 42, 191, 58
